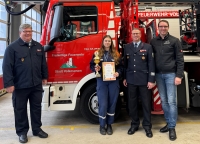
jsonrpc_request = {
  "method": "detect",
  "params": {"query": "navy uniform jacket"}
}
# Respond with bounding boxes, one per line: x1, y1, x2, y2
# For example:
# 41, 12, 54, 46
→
124, 42, 155, 85
90, 51, 123, 78
3, 38, 48, 89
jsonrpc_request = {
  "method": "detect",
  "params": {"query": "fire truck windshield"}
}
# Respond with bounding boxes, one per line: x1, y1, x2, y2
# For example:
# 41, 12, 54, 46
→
59, 6, 98, 41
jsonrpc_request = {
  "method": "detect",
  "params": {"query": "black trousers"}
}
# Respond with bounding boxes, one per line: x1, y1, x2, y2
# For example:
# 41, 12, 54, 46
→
128, 84, 152, 130
12, 84, 43, 136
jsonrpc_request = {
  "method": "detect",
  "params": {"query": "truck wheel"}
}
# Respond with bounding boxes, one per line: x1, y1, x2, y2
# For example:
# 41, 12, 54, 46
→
80, 84, 99, 124
80, 83, 121, 124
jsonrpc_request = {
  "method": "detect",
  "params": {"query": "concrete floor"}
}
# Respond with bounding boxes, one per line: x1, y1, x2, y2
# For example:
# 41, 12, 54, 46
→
1, 93, 200, 144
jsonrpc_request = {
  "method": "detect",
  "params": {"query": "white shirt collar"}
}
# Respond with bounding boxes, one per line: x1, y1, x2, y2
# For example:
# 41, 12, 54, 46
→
133, 41, 141, 47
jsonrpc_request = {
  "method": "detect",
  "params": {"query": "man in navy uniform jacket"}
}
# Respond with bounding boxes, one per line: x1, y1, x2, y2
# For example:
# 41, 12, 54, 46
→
3, 24, 48, 143
123, 28, 155, 138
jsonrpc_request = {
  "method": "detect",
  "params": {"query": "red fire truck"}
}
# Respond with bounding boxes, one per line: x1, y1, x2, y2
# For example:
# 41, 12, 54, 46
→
3, 0, 200, 123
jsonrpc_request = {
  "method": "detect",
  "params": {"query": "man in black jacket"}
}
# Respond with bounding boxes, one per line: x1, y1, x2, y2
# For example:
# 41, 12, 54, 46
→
123, 28, 155, 138
3, 24, 48, 143
150, 20, 184, 141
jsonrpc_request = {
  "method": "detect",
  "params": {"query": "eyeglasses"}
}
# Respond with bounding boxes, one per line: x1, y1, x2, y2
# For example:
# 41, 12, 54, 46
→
132, 33, 140, 35
158, 26, 168, 28
22, 31, 33, 33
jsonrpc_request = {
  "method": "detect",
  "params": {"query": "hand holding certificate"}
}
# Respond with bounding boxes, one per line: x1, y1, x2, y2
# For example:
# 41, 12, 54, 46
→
102, 62, 116, 81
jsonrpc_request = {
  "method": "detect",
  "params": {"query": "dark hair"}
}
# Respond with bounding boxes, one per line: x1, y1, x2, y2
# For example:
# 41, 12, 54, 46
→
98, 35, 120, 65
158, 20, 169, 27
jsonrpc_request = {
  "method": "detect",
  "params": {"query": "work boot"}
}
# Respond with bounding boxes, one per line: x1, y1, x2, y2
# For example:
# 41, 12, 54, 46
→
100, 126, 106, 135
169, 128, 177, 141
160, 124, 169, 133
107, 124, 113, 135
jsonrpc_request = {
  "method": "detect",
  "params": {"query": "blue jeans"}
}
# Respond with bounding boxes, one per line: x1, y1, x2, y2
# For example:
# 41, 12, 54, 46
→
156, 73, 177, 128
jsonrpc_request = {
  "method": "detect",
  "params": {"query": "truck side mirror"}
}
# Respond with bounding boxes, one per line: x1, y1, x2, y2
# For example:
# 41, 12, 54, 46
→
44, 5, 63, 52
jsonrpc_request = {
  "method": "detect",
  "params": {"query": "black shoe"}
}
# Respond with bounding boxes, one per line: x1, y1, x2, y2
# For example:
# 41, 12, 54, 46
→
19, 135, 28, 143
100, 126, 106, 135
160, 124, 169, 133
107, 124, 113, 135
127, 127, 138, 135
33, 130, 48, 138
169, 128, 177, 141
145, 129, 153, 138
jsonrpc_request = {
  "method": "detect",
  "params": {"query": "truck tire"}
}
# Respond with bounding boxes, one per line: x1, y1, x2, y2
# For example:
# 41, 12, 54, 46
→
80, 83, 121, 124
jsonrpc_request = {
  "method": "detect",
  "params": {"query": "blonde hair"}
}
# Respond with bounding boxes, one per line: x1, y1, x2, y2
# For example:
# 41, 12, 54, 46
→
98, 35, 120, 65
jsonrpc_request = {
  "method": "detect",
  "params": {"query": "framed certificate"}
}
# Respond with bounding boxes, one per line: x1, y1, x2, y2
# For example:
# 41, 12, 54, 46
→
102, 62, 116, 81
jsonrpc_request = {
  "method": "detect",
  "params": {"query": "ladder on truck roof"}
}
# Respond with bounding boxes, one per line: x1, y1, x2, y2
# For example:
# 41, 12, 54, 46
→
138, 0, 199, 6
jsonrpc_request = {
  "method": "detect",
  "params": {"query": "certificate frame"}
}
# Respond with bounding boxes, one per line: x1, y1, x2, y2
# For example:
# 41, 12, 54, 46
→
102, 62, 116, 81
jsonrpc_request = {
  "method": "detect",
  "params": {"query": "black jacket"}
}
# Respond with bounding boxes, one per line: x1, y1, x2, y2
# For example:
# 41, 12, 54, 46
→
150, 33, 184, 78
90, 51, 123, 79
123, 42, 155, 85
3, 38, 48, 89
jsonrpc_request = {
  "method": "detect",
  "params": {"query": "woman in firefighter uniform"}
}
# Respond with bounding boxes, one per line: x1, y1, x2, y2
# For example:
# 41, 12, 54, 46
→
90, 35, 123, 135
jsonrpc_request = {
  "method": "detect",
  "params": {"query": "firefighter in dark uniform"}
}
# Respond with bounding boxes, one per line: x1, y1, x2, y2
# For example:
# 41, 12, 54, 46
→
90, 35, 123, 135
2, 24, 48, 143
123, 28, 155, 138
